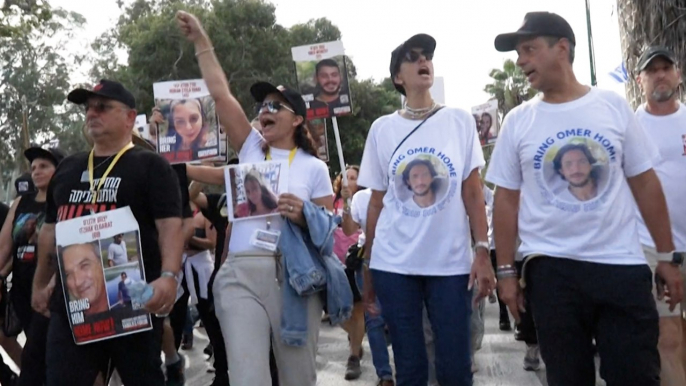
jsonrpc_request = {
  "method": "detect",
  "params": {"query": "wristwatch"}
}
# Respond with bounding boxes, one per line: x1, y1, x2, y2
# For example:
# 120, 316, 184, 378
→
161, 271, 180, 283
656, 251, 685, 266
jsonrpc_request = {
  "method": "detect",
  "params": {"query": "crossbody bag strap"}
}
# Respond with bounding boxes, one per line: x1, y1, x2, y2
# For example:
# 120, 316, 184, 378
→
389, 106, 445, 162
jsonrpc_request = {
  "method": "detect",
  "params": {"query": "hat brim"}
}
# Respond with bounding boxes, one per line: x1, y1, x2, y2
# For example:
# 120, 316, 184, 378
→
494, 31, 536, 52
403, 34, 436, 54
637, 53, 676, 72
24, 147, 57, 166
250, 81, 282, 103
67, 88, 97, 105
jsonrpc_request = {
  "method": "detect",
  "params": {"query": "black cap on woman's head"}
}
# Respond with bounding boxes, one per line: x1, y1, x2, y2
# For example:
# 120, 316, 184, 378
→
250, 82, 307, 120
389, 34, 436, 95
24, 146, 67, 167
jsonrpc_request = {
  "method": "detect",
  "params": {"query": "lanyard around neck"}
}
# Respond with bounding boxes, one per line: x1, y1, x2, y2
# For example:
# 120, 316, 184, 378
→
266, 147, 297, 166
88, 143, 134, 206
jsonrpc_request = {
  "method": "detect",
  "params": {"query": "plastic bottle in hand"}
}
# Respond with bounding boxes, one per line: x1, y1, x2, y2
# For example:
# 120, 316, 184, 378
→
126, 280, 154, 305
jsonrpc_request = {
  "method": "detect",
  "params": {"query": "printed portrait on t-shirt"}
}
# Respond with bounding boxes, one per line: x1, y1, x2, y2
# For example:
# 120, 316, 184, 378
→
391, 152, 457, 218
13, 212, 45, 261
534, 129, 614, 212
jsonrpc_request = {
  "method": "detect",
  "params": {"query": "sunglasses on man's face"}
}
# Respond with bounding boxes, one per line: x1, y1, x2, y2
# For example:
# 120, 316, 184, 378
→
83, 101, 121, 114
403, 50, 434, 63
255, 100, 295, 115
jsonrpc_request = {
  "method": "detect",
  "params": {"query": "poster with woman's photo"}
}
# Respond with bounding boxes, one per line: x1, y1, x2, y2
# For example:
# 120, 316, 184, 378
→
153, 79, 220, 164
471, 99, 499, 146
291, 41, 353, 120
224, 161, 289, 222
307, 119, 329, 162
55, 207, 152, 345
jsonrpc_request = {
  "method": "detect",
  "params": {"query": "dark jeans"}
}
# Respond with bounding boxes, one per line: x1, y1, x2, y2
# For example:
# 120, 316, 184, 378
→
526, 257, 660, 386
490, 250, 509, 322
372, 270, 472, 386
45, 313, 165, 386
516, 260, 537, 345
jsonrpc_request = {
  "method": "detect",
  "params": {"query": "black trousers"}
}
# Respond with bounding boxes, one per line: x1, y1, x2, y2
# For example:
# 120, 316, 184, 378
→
516, 260, 537, 345
526, 257, 660, 386
169, 264, 228, 375
45, 314, 165, 386
16, 312, 50, 386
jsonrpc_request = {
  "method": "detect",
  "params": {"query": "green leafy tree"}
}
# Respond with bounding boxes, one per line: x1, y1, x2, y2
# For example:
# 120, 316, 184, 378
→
89, 0, 399, 177
0, 7, 86, 185
483, 59, 538, 122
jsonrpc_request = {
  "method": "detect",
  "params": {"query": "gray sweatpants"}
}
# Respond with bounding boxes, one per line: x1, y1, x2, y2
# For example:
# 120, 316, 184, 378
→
213, 252, 323, 386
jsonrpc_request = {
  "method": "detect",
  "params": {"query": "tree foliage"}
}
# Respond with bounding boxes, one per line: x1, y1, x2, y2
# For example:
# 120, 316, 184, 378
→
483, 59, 538, 122
0, 5, 88, 184
90, 0, 399, 176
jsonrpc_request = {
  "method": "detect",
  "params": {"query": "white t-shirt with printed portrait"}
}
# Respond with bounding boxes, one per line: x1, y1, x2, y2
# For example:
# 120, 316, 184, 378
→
485, 88, 659, 265
229, 129, 334, 254
358, 108, 485, 276
635, 103, 686, 251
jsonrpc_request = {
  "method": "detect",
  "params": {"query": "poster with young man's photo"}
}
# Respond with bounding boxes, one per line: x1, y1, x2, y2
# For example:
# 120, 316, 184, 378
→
55, 207, 152, 345
153, 79, 221, 164
307, 119, 329, 162
291, 41, 353, 120
224, 161, 289, 222
472, 99, 499, 146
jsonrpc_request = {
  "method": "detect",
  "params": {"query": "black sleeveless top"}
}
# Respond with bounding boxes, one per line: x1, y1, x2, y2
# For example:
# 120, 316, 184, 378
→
12, 193, 46, 296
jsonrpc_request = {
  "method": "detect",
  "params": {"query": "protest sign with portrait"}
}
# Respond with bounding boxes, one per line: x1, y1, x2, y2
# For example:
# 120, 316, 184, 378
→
224, 161, 289, 222
471, 99, 499, 146
55, 207, 151, 345
307, 119, 329, 162
291, 41, 352, 120
153, 79, 220, 164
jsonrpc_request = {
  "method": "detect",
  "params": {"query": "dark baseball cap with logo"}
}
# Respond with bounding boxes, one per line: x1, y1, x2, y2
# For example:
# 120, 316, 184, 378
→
250, 81, 307, 120
636, 46, 677, 72
14, 172, 35, 197
67, 79, 136, 109
389, 34, 437, 95
495, 12, 576, 52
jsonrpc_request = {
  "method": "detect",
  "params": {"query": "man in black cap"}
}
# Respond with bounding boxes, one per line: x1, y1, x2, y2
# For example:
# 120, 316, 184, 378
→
32, 79, 184, 386
487, 12, 683, 386
635, 45, 686, 385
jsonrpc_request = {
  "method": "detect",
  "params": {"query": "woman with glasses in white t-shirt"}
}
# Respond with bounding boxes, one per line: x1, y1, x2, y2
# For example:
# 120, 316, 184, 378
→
176, 12, 334, 386
358, 33, 495, 385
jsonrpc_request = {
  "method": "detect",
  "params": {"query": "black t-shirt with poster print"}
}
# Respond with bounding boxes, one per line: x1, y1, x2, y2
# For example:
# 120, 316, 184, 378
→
45, 146, 182, 313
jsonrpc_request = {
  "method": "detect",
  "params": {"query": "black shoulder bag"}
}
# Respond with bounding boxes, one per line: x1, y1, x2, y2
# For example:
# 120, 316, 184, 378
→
389, 106, 445, 162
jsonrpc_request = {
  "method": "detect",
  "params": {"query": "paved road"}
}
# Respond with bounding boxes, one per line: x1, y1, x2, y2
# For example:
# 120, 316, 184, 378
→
0, 302, 606, 385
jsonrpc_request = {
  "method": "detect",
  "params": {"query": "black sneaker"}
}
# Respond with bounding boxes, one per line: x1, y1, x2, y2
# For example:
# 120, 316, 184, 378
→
499, 319, 512, 331
204, 343, 214, 357
166, 356, 186, 386
344, 355, 362, 380
181, 333, 193, 350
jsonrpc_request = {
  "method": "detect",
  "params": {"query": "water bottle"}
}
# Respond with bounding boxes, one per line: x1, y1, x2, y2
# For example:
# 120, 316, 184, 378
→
126, 280, 154, 305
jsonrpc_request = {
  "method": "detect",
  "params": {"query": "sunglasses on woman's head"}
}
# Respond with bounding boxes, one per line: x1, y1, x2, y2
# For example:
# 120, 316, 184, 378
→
403, 50, 434, 63
255, 101, 295, 115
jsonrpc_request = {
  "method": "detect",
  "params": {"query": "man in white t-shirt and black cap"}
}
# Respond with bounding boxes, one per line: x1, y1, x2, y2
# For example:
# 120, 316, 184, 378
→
486, 11, 684, 386
635, 45, 686, 386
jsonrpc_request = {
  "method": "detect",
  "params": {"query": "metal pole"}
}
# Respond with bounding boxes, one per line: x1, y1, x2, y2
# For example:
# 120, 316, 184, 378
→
585, 0, 597, 86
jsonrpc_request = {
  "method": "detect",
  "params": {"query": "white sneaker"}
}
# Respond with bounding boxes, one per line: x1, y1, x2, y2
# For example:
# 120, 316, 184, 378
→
523, 344, 541, 371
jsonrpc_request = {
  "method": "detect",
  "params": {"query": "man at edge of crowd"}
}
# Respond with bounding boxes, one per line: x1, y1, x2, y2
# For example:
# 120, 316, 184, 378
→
635, 45, 686, 386
31, 79, 184, 386
487, 11, 683, 386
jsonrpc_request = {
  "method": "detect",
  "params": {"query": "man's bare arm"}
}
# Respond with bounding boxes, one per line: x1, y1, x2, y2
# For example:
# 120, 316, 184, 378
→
628, 169, 675, 252
462, 169, 488, 246
493, 187, 520, 266
156, 218, 184, 274
33, 223, 56, 291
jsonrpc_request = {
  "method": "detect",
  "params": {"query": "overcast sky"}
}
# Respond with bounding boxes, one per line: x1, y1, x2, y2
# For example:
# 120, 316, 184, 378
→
52, 0, 627, 111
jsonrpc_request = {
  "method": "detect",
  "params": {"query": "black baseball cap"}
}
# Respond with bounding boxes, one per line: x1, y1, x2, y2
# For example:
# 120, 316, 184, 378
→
67, 79, 136, 109
250, 82, 307, 120
495, 12, 576, 52
389, 34, 437, 95
24, 146, 67, 167
636, 46, 677, 72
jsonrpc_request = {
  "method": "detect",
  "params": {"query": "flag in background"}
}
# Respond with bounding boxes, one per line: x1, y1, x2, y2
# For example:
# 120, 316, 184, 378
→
609, 62, 629, 83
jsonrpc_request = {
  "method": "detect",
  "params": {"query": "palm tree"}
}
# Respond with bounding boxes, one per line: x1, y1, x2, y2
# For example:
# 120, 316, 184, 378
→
617, 0, 686, 109
483, 59, 539, 123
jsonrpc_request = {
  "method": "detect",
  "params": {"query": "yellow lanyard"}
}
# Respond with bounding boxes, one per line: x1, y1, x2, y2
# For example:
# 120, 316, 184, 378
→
88, 143, 134, 206
266, 148, 297, 166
